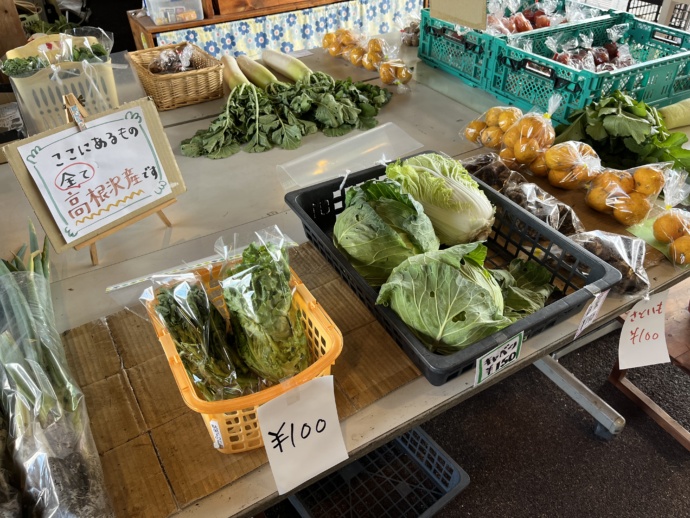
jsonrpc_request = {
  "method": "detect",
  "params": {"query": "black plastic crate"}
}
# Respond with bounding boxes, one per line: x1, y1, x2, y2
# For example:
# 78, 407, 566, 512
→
284, 156, 621, 385
288, 427, 469, 518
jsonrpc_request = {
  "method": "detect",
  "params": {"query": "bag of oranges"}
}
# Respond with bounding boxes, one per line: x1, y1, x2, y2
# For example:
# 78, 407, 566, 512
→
544, 141, 601, 189
322, 28, 365, 60
584, 162, 670, 227
498, 95, 561, 176
462, 106, 524, 150
650, 169, 690, 267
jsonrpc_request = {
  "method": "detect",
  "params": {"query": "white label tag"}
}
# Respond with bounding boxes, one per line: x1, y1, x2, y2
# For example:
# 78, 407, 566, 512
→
209, 420, 224, 449
619, 291, 670, 370
575, 289, 610, 339
474, 332, 523, 386
258, 376, 348, 494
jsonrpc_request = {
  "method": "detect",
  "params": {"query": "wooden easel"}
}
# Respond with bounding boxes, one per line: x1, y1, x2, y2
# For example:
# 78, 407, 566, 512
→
63, 94, 174, 265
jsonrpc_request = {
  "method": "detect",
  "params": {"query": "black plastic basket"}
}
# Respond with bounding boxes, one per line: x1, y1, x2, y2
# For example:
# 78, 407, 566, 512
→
288, 427, 469, 518
284, 156, 622, 385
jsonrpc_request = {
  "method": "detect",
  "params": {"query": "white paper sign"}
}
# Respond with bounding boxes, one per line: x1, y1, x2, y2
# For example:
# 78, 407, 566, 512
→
619, 291, 670, 370
474, 332, 523, 386
18, 106, 172, 244
575, 289, 610, 339
257, 376, 348, 495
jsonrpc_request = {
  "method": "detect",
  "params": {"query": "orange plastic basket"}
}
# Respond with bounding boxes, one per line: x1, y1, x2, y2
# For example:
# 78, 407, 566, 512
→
145, 264, 343, 454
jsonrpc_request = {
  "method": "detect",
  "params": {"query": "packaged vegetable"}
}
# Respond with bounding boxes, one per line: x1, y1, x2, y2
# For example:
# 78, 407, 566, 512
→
545, 140, 601, 188
398, 13, 421, 46
148, 43, 194, 74
462, 105, 524, 149
142, 272, 261, 401
499, 95, 560, 174
585, 163, 670, 226
332, 178, 439, 286
567, 231, 650, 295
217, 227, 311, 383
386, 152, 496, 246
651, 169, 690, 267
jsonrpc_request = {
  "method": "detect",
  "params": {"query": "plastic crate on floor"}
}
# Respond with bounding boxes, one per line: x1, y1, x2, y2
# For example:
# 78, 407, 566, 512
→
288, 427, 469, 518
284, 154, 622, 386
487, 11, 690, 123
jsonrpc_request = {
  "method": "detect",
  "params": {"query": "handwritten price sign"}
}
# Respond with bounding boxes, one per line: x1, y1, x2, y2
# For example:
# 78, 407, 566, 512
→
619, 291, 670, 370
474, 332, 523, 386
257, 376, 348, 494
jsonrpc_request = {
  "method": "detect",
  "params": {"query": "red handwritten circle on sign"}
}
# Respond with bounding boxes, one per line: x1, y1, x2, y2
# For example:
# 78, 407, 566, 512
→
54, 162, 96, 191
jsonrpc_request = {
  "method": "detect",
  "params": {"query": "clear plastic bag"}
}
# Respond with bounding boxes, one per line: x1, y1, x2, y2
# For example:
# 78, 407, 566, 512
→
399, 14, 421, 46
0, 269, 112, 517
568, 231, 650, 295
544, 140, 601, 188
499, 94, 560, 174
462, 105, 524, 149
322, 28, 367, 61
585, 163, 670, 226
148, 43, 195, 74
215, 226, 311, 384
59, 27, 113, 64
140, 272, 261, 401
651, 169, 690, 267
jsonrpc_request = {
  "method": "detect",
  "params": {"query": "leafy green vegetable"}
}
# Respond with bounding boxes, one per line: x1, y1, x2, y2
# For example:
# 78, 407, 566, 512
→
0, 56, 47, 78
556, 90, 690, 170
333, 178, 440, 286
71, 43, 108, 62
376, 243, 553, 354
154, 281, 258, 401
222, 242, 310, 383
386, 153, 495, 245
181, 61, 391, 158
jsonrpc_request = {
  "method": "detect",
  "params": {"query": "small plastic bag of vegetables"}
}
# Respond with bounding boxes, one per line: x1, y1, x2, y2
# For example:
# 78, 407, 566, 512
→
58, 26, 113, 64
332, 177, 440, 287
141, 271, 262, 401
385, 152, 496, 246
322, 28, 367, 62
584, 162, 669, 227
497, 94, 560, 176
564, 231, 650, 295
650, 169, 690, 267
216, 226, 311, 384
376, 242, 555, 354
544, 140, 602, 189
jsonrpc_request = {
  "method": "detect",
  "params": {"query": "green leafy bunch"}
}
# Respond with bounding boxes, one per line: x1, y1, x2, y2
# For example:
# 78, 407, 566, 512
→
555, 90, 690, 170
180, 71, 392, 159
0, 55, 47, 78
222, 242, 309, 383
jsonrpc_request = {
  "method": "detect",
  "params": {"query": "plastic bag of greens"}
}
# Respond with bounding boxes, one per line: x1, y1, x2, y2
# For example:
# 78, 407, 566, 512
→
0, 225, 112, 517
141, 271, 261, 401
59, 27, 113, 64
215, 226, 311, 384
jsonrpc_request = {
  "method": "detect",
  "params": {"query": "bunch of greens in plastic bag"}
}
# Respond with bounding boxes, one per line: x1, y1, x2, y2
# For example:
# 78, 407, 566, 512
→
0, 222, 112, 517
143, 273, 261, 402
219, 229, 310, 383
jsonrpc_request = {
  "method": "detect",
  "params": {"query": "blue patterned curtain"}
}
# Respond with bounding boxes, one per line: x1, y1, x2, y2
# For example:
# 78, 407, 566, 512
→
156, 0, 423, 58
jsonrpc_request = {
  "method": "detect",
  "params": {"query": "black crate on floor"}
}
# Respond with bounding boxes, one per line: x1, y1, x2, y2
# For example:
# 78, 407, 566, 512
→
289, 427, 469, 518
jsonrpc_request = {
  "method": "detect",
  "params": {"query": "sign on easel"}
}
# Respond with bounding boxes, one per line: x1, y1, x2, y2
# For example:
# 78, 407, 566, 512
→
3, 98, 185, 257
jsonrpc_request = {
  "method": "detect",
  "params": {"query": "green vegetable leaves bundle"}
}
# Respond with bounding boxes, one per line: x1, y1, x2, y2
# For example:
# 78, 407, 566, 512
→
222, 242, 310, 383
376, 243, 553, 355
333, 178, 440, 286
555, 90, 690, 170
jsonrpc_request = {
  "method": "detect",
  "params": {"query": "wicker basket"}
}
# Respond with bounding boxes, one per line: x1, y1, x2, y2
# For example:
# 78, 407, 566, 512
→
128, 43, 223, 111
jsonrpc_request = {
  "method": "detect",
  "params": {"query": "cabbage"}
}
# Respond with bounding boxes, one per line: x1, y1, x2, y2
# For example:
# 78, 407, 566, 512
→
386, 153, 495, 245
333, 178, 440, 286
376, 243, 553, 355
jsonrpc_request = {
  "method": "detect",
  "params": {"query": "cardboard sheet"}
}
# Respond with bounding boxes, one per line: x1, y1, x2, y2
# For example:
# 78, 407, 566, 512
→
430, 0, 487, 30
63, 242, 421, 516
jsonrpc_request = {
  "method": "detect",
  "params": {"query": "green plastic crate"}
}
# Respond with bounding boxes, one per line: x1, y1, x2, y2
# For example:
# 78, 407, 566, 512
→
418, 9, 493, 88
487, 12, 690, 123
417, 2, 608, 89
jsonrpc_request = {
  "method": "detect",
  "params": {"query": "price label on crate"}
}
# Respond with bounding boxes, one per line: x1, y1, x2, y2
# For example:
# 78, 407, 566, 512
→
474, 332, 523, 386
574, 289, 610, 339
257, 376, 348, 494
619, 291, 670, 370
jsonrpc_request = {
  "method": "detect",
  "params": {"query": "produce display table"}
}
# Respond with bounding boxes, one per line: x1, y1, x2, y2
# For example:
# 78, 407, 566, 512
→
3, 44, 690, 518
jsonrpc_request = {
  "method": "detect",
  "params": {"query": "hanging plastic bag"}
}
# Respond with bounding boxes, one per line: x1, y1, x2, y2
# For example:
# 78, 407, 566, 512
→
215, 226, 311, 384
141, 271, 262, 401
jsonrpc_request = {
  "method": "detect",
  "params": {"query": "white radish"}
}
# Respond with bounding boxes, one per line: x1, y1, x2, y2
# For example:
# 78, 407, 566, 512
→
261, 49, 313, 82
235, 55, 278, 89
221, 55, 250, 91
